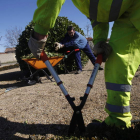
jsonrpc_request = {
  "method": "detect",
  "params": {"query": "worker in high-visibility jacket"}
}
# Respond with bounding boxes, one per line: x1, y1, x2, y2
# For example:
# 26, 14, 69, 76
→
28, 0, 140, 129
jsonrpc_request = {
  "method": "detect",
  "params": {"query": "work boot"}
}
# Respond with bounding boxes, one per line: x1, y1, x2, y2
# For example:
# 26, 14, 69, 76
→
75, 70, 82, 74
27, 80, 36, 85
34, 75, 42, 83
99, 66, 103, 70
87, 121, 107, 134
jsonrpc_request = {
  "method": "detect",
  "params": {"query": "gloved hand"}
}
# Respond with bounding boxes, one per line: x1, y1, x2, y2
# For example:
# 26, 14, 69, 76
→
93, 41, 112, 62
54, 42, 63, 51
28, 30, 48, 59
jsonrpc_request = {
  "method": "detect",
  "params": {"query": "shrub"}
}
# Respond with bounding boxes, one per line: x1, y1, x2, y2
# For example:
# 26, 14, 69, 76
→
15, 16, 89, 74
0, 64, 19, 71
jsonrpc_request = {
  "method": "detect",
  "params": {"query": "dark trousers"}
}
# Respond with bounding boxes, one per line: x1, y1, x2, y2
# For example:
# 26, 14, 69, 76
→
74, 42, 96, 71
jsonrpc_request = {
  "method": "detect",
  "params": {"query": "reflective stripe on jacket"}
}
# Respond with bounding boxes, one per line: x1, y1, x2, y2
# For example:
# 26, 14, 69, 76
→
105, 82, 131, 113
33, 0, 132, 34
60, 31, 87, 49
89, 0, 132, 23
89, 0, 133, 28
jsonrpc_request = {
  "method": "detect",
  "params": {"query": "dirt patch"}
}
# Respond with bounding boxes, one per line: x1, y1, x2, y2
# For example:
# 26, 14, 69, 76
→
0, 61, 140, 139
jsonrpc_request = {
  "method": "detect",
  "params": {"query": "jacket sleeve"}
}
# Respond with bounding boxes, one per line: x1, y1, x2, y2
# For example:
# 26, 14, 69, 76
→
60, 33, 69, 44
33, 0, 66, 35
92, 20, 109, 45
61, 33, 79, 48
63, 39, 76, 47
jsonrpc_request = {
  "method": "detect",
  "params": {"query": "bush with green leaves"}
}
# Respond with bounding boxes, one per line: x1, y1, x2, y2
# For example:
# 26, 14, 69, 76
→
15, 16, 89, 74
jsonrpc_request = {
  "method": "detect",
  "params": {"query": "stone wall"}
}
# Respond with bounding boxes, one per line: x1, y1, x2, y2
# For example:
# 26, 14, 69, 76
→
0, 53, 17, 63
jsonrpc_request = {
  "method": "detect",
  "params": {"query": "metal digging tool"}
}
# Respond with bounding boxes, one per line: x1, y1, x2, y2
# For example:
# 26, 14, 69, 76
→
40, 50, 102, 135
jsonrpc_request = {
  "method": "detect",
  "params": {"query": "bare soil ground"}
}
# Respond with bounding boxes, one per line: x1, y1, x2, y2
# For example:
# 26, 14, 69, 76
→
0, 61, 140, 139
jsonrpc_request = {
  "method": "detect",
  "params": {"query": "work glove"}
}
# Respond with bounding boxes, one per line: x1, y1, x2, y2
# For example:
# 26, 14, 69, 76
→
54, 42, 63, 51
28, 30, 47, 59
93, 41, 112, 62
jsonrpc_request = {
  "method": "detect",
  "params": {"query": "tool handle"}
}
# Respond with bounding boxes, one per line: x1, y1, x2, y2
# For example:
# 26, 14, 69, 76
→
79, 54, 103, 109
40, 50, 76, 110
66, 49, 80, 58
95, 54, 102, 65
40, 50, 69, 96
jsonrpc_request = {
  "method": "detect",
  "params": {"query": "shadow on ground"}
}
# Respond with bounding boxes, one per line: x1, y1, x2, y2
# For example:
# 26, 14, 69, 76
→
0, 70, 25, 81
0, 117, 70, 140
0, 70, 30, 89
1, 117, 140, 140
0, 70, 53, 89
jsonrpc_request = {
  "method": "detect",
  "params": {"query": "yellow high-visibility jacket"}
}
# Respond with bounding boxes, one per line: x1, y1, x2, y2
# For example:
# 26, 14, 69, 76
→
32, 0, 140, 128
33, 0, 140, 44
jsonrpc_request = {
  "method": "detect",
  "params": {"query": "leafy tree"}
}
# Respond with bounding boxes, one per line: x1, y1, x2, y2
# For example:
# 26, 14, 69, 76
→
15, 16, 89, 74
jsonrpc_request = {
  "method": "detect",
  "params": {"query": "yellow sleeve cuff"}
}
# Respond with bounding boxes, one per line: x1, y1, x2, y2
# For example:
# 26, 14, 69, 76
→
34, 24, 49, 35
93, 22, 109, 45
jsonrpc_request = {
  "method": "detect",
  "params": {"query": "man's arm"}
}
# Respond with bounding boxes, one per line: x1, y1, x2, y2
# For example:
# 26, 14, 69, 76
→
62, 33, 79, 47
28, 0, 65, 59
33, 0, 66, 35
60, 33, 69, 44
92, 21, 112, 62
92, 22, 109, 45
55, 33, 76, 51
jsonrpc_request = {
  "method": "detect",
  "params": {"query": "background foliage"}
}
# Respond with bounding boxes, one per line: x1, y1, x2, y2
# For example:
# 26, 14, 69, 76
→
15, 16, 89, 74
